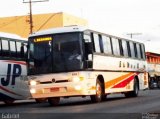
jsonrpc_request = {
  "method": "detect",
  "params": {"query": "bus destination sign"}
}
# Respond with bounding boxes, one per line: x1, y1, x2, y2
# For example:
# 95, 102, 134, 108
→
34, 37, 52, 42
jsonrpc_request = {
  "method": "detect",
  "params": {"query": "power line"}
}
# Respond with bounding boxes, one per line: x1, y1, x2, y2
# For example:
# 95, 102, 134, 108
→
23, 0, 49, 34
37, 13, 57, 31
126, 33, 142, 39
0, 16, 24, 28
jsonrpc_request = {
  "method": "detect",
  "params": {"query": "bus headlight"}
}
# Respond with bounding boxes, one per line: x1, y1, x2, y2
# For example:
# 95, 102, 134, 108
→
72, 76, 84, 82
30, 88, 36, 94
74, 85, 82, 90
29, 80, 40, 86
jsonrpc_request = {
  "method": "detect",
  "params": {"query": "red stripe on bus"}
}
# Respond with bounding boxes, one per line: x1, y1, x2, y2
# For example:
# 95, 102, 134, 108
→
3, 60, 26, 65
112, 74, 135, 88
112, 72, 140, 88
0, 86, 22, 96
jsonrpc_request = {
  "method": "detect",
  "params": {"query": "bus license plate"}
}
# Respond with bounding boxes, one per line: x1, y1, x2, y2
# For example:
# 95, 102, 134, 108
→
50, 87, 59, 92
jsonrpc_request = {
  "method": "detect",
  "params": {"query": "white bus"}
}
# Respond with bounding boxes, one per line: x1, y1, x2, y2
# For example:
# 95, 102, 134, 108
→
0, 32, 30, 104
28, 26, 148, 106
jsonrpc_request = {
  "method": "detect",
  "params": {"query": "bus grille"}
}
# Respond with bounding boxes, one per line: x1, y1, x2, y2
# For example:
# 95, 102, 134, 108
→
40, 80, 69, 84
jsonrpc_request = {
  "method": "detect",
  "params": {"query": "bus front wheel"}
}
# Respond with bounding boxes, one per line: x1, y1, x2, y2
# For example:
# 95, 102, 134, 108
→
48, 97, 60, 106
90, 80, 105, 103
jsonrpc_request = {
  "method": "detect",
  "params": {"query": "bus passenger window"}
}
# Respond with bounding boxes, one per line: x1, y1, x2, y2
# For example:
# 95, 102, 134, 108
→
136, 44, 141, 59
10, 41, 17, 57
122, 40, 128, 57
141, 44, 146, 60
111, 37, 120, 56
20, 42, 27, 58
84, 33, 93, 60
16, 41, 22, 58
127, 41, 131, 57
102, 35, 112, 55
1, 39, 9, 57
84, 33, 91, 42
99, 35, 104, 53
23, 43, 28, 58
119, 39, 124, 56
93, 33, 101, 53
134, 43, 138, 58
20, 43, 25, 58
129, 42, 135, 58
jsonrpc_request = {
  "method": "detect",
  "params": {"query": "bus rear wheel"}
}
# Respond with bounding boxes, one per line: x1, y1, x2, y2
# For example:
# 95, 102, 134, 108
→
125, 79, 139, 98
90, 80, 105, 103
48, 97, 60, 106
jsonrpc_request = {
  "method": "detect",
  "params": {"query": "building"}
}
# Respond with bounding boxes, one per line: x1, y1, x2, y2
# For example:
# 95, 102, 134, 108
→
0, 12, 88, 38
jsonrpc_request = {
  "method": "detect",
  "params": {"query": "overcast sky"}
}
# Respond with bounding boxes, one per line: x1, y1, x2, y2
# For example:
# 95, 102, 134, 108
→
0, 0, 160, 53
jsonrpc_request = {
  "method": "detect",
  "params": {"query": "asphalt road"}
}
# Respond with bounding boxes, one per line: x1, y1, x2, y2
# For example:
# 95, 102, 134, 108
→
0, 89, 160, 119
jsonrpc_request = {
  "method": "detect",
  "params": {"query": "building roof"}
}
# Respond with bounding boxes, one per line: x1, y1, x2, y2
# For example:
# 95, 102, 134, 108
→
0, 12, 88, 38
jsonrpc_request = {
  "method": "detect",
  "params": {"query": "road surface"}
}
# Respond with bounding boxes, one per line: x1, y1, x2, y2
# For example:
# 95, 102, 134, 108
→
0, 89, 160, 119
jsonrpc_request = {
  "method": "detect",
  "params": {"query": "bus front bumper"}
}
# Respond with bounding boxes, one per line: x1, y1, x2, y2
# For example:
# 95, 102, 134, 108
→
29, 83, 95, 99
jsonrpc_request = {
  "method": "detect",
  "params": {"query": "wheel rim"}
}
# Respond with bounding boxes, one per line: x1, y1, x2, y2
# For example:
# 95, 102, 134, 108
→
96, 83, 102, 99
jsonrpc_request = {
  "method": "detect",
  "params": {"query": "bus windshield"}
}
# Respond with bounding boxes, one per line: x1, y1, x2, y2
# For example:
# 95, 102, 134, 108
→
28, 32, 83, 75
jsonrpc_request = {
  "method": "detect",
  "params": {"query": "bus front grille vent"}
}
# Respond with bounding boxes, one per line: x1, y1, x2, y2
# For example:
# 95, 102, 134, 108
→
40, 80, 69, 84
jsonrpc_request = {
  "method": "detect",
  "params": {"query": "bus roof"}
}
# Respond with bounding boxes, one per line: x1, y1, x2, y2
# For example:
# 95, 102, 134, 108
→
0, 32, 27, 41
29, 26, 143, 44
30, 26, 87, 37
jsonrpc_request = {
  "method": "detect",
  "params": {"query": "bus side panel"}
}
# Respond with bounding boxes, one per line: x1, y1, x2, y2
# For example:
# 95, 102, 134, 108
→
0, 60, 30, 100
92, 55, 148, 92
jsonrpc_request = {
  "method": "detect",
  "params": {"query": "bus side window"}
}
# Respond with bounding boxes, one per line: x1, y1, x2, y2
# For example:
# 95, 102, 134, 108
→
129, 42, 136, 58
122, 40, 128, 57
134, 43, 138, 58
102, 35, 112, 55
84, 32, 93, 60
20, 43, 25, 58
119, 39, 124, 56
16, 41, 22, 58
10, 40, 17, 57
111, 37, 120, 56
1, 39, 9, 57
23, 42, 28, 58
127, 41, 131, 57
98, 34, 104, 53
141, 44, 146, 60
93, 33, 101, 53
136, 43, 141, 59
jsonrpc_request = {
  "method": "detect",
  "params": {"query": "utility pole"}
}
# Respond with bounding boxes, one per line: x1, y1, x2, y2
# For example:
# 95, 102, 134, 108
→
126, 33, 142, 39
23, 0, 49, 34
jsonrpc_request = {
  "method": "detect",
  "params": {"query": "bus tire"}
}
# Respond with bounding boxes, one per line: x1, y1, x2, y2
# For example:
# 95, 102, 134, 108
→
48, 97, 60, 106
4, 100, 15, 105
90, 80, 104, 103
35, 98, 46, 103
125, 79, 139, 98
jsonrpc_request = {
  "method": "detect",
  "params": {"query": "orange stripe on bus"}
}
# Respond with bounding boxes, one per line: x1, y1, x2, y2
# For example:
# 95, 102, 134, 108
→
105, 72, 134, 88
